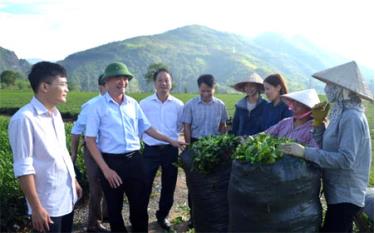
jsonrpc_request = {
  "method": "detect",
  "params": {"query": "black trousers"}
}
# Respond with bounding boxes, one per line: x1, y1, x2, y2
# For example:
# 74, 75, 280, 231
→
32, 211, 74, 233
322, 203, 361, 233
100, 151, 148, 233
187, 138, 199, 222
143, 144, 178, 220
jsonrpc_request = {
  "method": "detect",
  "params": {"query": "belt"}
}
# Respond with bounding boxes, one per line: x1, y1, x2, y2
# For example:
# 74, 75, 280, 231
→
191, 138, 199, 143
102, 151, 137, 159
144, 144, 172, 150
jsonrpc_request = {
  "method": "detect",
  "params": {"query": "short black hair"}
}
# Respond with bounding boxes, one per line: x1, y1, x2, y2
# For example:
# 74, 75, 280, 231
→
28, 61, 67, 93
98, 74, 105, 86
153, 68, 172, 82
197, 74, 216, 88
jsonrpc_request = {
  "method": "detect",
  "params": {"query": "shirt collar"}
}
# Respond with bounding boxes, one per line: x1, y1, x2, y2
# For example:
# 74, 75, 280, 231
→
104, 92, 129, 105
198, 96, 216, 104
31, 96, 58, 116
151, 93, 173, 102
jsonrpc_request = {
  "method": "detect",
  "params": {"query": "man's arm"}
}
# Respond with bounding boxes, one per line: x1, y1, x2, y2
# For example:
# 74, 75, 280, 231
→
184, 123, 192, 144
70, 134, 81, 163
219, 122, 227, 134
145, 127, 186, 148
19, 175, 53, 232
85, 137, 122, 188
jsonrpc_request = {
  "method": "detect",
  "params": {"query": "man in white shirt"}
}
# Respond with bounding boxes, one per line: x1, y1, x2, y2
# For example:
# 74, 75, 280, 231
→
8, 61, 82, 233
140, 68, 184, 231
70, 74, 108, 232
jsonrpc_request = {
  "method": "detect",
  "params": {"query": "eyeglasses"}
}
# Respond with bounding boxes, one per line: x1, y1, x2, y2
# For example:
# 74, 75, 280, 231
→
45, 81, 68, 87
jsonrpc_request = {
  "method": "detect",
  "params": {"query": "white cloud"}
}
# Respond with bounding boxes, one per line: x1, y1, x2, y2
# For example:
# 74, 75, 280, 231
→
0, 0, 373, 67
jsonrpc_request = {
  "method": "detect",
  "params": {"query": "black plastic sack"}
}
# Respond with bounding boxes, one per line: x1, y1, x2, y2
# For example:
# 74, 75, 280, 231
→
228, 155, 322, 232
181, 149, 231, 232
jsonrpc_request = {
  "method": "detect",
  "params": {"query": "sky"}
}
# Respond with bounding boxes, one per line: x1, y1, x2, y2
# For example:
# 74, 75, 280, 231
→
0, 0, 374, 68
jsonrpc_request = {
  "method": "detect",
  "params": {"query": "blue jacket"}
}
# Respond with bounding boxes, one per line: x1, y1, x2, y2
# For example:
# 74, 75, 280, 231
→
261, 101, 292, 131
231, 96, 267, 136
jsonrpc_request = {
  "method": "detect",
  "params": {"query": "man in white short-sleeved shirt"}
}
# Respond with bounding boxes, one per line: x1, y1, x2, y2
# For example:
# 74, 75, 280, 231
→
140, 68, 183, 230
8, 62, 82, 233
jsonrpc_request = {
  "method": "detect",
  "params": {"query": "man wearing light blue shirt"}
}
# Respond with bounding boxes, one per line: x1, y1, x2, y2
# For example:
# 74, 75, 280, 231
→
70, 74, 108, 232
85, 62, 185, 232
140, 68, 184, 231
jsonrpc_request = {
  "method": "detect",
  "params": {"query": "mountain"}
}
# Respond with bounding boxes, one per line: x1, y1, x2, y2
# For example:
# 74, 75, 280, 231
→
1, 25, 372, 93
0, 47, 31, 76
58, 25, 373, 92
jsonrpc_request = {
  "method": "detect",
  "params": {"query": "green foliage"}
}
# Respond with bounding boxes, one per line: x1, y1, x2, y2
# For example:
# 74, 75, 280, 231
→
191, 134, 240, 174
144, 62, 168, 84
232, 133, 293, 164
0, 70, 26, 88
0, 116, 29, 231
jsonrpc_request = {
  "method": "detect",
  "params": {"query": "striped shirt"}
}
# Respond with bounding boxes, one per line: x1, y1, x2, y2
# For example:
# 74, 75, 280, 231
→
182, 96, 228, 139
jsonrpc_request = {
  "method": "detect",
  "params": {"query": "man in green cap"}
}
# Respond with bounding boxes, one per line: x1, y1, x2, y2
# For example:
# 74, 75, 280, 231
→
85, 62, 186, 232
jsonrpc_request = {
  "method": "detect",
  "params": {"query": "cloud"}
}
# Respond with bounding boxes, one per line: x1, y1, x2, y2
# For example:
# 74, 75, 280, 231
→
0, 0, 373, 67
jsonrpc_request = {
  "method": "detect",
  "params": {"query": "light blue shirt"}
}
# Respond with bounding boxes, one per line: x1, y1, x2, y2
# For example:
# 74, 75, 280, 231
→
305, 108, 371, 207
85, 92, 151, 154
71, 95, 102, 135
140, 93, 184, 145
182, 96, 228, 139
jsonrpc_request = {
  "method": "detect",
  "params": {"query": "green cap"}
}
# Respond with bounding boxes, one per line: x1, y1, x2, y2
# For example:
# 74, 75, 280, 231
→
103, 62, 134, 80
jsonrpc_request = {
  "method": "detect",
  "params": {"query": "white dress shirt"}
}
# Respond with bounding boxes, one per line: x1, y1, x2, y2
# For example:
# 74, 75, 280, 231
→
8, 97, 77, 217
140, 93, 184, 146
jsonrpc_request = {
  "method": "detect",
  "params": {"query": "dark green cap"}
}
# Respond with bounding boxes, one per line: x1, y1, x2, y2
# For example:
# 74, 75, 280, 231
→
103, 62, 134, 80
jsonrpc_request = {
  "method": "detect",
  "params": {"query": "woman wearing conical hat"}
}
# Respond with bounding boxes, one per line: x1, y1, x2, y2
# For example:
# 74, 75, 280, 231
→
231, 72, 267, 136
264, 88, 320, 147
280, 61, 373, 232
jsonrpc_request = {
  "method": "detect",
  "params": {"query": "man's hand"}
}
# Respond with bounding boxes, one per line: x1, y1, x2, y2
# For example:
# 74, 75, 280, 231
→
102, 167, 122, 189
279, 143, 305, 158
311, 101, 330, 126
75, 179, 83, 199
32, 206, 54, 232
170, 139, 188, 150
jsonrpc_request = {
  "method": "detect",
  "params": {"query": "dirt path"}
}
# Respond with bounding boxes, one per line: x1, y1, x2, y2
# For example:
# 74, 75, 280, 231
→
72, 168, 191, 233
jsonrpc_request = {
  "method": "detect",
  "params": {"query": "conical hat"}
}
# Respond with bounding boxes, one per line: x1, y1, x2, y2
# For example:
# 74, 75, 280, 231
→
312, 61, 373, 102
281, 89, 320, 109
232, 72, 264, 93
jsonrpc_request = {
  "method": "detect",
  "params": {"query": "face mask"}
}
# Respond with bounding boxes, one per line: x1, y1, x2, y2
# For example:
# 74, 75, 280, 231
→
324, 83, 342, 103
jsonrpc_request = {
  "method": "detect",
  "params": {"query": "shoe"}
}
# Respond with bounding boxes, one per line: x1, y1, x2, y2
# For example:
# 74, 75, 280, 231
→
187, 218, 193, 229
87, 223, 109, 232
157, 218, 171, 231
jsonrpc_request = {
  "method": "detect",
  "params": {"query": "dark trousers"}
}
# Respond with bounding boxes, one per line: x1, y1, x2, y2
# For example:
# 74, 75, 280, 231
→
186, 138, 199, 221
83, 146, 107, 228
100, 151, 148, 233
143, 144, 178, 220
322, 203, 361, 232
33, 211, 74, 233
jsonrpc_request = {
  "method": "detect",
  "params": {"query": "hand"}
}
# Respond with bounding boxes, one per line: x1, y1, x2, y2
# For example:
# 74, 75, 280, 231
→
75, 179, 83, 199
102, 167, 122, 189
170, 139, 188, 150
32, 206, 54, 232
279, 143, 305, 158
311, 101, 330, 126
